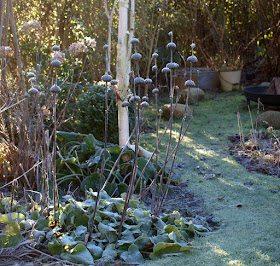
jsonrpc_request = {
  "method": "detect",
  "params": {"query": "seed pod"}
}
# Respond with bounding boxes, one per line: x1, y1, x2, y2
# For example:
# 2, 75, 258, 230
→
152, 88, 159, 94
167, 42, 176, 50
162, 67, 170, 73
144, 78, 152, 85
110, 79, 118, 86
122, 100, 129, 107
134, 95, 141, 103
130, 38, 139, 45
34, 85, 42, 91
152, 65, 158, 72
187, 55, 198, 63
142, 96, 149, 102
166, 62, 177, 69
152, 52, 158, 58
101, 74, 113, 82
28, 77, 36, 83
185, 79, 196, 87
28, 87, 38, 95
140, 101, 149, 108
51, 59, 62, 67
134, 77, 145, 85
50, 84, 61, 93
52, 45, 60, 51
27, 72, 35, 79
129, 96, 135, 103
131, 53, 142, 61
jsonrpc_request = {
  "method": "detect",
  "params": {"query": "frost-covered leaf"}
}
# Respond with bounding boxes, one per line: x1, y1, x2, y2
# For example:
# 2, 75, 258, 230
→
120, 244, 145, 264
48, 239, 63, 255
150, 242, 192, 259
75, 225, 87, 236
0, 222, 23, 248
61, 244, 94, 265
98, 222, 117, 243
0, 212, 25, 224
61, 235, 77, 247
87, 241, 103, 259
101, 244, 118, 262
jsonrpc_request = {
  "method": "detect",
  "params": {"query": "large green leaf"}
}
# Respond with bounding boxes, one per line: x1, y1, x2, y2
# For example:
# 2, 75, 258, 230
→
150, 242, 192, 259
120, 244, 145, 264
98, 222, 117, 243
83, 134, 96, 153
0, 212, 25, 224
48, 239, 63, 255
137, 157, 156, 181
60, 244, 94, 265
0, 222, 23, 248
80, 172, 104, 192
87, 241, 103, 259
57, 131, 80, 142
101, 244, 118, 262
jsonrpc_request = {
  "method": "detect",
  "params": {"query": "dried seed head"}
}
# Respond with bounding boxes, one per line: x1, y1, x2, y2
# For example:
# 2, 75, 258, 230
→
34, 85, 42, 91
152, 88, 159, 94
103, 44, 109, 49
174, 63, 179, 68
159, 109, 163, 114
187, 55, 198, 63
27, 72, 35, 79
144, 78, 152, 85
152, 52, 158, 58
162, 67, 170, 73
185, 79, 196, 87
142, 96, 149, 102
166, 62, 177, 69
167, 42, 176, 50
24, 92, 29, 98
168, 31, 173, 37
28, 87, 39, 95
129, 70, 134, 77
122, 100, 129, 107
50, 84, 61, 93
52, 45, 60, 51
190, 42, 196, 49
110, 79, 118, 86
175, 85, 179, 90
129, 96, 135, 103
134, 77, 145, 85
101, 74, 113, 82
131, 53, 142, 61
152, 65, 158, 72
28, 77, 36, 83
140, 101, 149, 108
40, 92, 46, 97
51, 59, 62, 67
130, 38, 139, 45
134, 95, 141, 103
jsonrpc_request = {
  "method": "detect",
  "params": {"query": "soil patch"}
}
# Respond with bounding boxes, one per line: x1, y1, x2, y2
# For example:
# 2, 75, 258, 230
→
228, 134, 280, 178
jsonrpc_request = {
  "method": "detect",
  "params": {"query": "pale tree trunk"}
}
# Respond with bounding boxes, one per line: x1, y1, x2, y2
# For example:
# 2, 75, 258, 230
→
8, 0, 25, 91
116, 0, 131, 147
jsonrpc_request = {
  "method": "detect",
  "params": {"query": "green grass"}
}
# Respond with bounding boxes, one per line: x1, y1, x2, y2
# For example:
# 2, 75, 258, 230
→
143, 91, 280, 266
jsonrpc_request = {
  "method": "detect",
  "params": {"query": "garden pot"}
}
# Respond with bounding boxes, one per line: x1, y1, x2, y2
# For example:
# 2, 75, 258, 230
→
175, 68, 220, 90
219, 70, 242, 91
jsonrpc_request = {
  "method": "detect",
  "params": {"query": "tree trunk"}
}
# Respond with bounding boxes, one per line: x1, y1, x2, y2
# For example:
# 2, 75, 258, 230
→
116, 0, 131, 146
8, 0, 25, 91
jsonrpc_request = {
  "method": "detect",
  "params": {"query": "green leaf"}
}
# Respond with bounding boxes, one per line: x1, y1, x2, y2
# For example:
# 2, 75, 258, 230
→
164, 224, 180, 235
0, 212, 25, 224
37, 218, 49, 231
134, 234, 152, 251
80, 172, 103, 192
61, 235, 77, 247
137, 157, 156, 181
98, 222, 117, 243
61, 244, 94, 265
118, 230, 135, 246
87, 241, 103, 259
102, 244, 118, 262
48, 239, 63, 255
83, 134, 96, 153
57, 131, 80, 142
120, 244, 145, 264
108, 145, 122, 161
150, 242, 192, 260
0, 222, 23, 248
